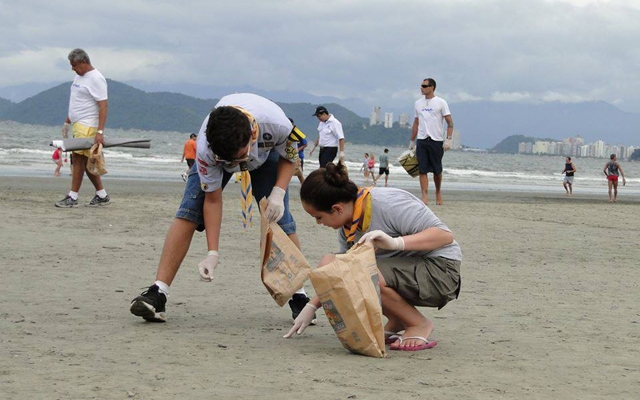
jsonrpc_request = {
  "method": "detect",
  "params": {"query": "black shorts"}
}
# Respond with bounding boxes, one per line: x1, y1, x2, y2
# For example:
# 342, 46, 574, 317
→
416, 137, 444, 175
378, 167, 389, 175
186, 158, 195, 168
319, 146, 338, 168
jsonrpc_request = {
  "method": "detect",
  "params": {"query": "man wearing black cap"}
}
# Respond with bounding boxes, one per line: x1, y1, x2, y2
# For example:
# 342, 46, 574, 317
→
310, 105, 345, 167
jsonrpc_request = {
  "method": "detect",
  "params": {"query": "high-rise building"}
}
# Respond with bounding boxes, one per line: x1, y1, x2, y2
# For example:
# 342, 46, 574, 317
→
384, 112, 394, 128
399, 113, 410, 127
369, 107, 381, 126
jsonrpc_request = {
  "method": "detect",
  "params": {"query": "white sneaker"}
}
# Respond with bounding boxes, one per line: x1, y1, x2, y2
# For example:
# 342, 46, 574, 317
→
181, 172, 187, 182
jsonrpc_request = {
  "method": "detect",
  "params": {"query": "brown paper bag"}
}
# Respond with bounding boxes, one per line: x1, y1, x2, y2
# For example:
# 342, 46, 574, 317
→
309, 242, 386, 358
87, 143, 108, 175
259, 199, 312, 306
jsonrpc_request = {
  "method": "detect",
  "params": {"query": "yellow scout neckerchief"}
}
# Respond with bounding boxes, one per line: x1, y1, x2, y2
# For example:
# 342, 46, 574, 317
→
232, 106, 259, 230
344, 187, 373, 246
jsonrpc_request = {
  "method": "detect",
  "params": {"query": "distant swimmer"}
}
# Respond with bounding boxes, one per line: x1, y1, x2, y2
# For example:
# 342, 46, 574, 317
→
603, 154, 626, 203
562, 156, 576, 195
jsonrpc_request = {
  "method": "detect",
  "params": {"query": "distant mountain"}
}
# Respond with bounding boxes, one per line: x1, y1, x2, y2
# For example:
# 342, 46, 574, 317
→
2, 80, 639, 149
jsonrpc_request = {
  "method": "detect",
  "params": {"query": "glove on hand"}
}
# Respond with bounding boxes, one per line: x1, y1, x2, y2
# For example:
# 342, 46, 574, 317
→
338, 151, 345, 161
283, 303, 318, 338
409, 140, 415, 150
198, 251, 219, 282
265, 186, 286, 222
62, 122, 70, 139
358, 230, 405, 251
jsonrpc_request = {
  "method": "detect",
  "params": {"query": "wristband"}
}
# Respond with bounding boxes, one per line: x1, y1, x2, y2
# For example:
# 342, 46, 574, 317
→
304, 302, 318, 311
208, 250, 219, 256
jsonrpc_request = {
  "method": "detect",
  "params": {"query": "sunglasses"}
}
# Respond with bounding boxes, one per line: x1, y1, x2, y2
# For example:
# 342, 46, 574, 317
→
213, 142, 251, 165
421, 84, 433, 88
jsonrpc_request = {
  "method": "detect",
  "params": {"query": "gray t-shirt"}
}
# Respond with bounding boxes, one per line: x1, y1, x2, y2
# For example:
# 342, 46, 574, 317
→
379, 154, 389, 169
338, 187, 462, 261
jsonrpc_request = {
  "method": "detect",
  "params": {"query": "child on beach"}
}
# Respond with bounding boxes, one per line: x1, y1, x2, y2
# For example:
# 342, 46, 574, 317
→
52, 148, 63, 176
360, 153, 370, 183
368, 154, 377, 184
284, 161, 462, 351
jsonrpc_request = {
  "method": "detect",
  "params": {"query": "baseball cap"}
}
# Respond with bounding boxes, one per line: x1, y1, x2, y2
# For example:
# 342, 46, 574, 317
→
312, 106, 328, 116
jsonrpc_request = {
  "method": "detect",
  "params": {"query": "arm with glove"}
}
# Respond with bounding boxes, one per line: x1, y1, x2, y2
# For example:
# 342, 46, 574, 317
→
198, 189, 224, 282
358, 227, 454, 252
264, 156, 295, 223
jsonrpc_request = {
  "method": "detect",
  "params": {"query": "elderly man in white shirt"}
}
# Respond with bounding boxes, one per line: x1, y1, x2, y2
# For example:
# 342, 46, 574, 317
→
309, 106, 345, 167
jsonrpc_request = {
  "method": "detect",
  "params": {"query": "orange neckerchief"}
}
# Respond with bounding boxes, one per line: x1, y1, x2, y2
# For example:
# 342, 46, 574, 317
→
344, 187, 372, 246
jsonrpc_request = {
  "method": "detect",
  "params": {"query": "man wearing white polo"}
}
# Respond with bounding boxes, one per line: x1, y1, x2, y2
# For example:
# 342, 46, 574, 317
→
310, 105, 345, 168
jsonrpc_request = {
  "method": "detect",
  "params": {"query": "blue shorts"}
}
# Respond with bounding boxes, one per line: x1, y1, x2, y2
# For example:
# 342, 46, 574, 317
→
176, 151, 297, 235
416, 137, 444, 175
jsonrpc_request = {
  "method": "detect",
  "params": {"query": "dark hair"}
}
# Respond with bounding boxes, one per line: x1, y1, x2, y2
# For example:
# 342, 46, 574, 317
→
566, 156, 571, 161
206, 106, 251, 160
190, 133, 197, 138
610, 154, 616, 160
423, 78, 437, 90
300, 161, 358, 212
384, 148, 389, 153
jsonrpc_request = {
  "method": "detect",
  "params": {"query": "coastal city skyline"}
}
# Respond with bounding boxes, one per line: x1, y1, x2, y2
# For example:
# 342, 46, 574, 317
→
518, 136, 637, 160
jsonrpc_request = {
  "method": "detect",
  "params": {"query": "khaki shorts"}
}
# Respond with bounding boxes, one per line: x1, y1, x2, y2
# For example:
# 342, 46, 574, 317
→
377, 256, 461, 309
72, 122, 98, 157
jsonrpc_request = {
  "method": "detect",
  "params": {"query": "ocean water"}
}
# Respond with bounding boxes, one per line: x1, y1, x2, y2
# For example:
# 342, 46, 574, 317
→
1, 120, 639, 195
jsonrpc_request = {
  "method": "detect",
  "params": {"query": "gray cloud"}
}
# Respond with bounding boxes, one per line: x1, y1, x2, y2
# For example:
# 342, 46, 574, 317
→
1, 0, 640, 112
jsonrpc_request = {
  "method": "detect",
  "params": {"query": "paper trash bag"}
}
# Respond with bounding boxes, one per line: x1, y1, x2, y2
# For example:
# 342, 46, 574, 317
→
309, 242, 386, 358
87, 143, 108, 176
398, 149, 419, 178
259, 199, 312, 306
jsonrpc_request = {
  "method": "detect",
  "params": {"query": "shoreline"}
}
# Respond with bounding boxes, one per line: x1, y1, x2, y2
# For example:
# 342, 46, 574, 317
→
3, 175, 639, 204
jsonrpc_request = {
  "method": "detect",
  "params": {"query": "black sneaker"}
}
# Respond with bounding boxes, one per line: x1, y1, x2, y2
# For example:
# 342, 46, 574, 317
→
130, 284, 167, 322
55, 195, 78, 208
86, 194, 111, 207
288, 293, 317, 325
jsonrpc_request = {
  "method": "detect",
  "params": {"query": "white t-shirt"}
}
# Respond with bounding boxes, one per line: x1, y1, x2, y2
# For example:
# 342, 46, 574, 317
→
413, 96, 450, 141
317, 114, 345, 147
68, 69, 108, 127
338, 187, 462, 261
196, 93, 295, 192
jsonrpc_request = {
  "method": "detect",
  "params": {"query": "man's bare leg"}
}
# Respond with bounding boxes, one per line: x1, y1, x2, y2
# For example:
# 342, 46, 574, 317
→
70, 153, 87, 193
608, 181, 614, 202
155, 218, 198, 284
434, 173, 443, 205
612, 182, 618, 203
419, 173, 429, 205
86, 164, 105, 191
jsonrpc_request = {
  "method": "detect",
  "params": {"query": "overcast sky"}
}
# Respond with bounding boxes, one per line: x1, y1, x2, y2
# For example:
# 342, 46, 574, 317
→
2, 0, 640, 113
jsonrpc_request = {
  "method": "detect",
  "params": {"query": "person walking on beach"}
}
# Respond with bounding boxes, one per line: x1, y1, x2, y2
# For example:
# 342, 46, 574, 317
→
360, 153, 371, 183
181, 133, 197, 181
309, 106, 345, 168
284, 161, 461, 352
410, 78, 454, 206
55, 48, 110, 208
375, 148, 391, 187
368, 154, 377, 184
603, 154, 626, 203
562, 156, 576, 195
130, 93, 315, 324
52, 148, 63, 176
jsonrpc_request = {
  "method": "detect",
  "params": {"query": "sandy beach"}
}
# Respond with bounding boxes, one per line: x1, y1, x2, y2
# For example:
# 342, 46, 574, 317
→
1, 176, 639, 400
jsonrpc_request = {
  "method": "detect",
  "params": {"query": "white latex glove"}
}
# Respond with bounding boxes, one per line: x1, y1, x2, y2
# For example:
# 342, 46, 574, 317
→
265, 186, 286, 222
409, 140, 415, 150
198, 250, 219, 282
338, 151, 345, 161
443, 139, 452, 151
283, 303, 318, 338
358, 230, 405, 251
62, 122, 70, 139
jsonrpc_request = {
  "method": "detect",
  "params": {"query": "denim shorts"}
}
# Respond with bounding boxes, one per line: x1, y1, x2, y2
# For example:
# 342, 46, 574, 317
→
176, 152, 296, 234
